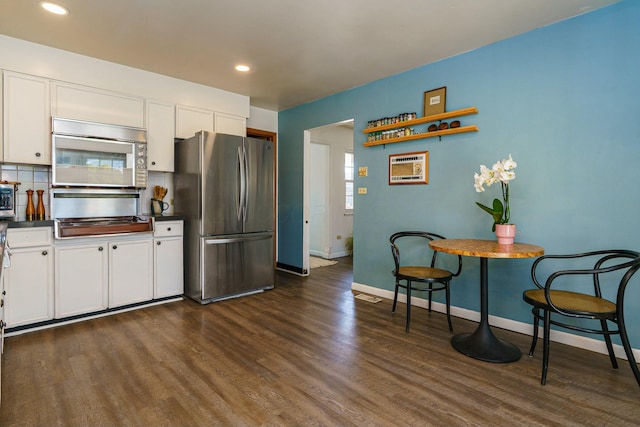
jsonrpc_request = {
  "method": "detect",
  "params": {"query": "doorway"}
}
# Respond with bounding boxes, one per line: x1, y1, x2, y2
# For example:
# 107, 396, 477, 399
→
303, 120, 354, 274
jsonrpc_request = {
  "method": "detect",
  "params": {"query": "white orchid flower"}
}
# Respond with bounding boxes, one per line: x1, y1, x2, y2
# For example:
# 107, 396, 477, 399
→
474, 173, 485, 192
474, 155, 517, 231
499, 170, 516, 182
502, 154, 517, 171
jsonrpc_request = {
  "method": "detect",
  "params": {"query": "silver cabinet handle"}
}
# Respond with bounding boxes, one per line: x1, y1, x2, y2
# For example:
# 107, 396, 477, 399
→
42, 250, 48, 256
112, 245, 118, 250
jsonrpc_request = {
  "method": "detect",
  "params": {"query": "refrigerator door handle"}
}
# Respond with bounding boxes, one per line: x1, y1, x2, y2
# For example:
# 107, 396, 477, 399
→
242, 144, 249, 225
237, 146, 245, 223
203, 233, 272, 245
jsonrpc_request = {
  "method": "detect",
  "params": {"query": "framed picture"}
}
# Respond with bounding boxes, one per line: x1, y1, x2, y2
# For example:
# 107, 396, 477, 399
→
423, 86, 447, 117
389, 151, 429, 185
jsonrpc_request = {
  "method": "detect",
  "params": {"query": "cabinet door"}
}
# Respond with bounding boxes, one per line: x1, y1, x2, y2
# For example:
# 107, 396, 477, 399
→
109, 239, 153, 307
52, 81, 144, 128
214, 112, 246, 137
3, 245, 54, 327
55, 242, 108, 318
154, 236, 183, 298
175, 105, 214, 139
146, 100, 175, 172
2, 71, 51, 165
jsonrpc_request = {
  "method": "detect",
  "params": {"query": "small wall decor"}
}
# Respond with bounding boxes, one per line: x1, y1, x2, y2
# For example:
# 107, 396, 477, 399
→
389, 151, 429, 185
423, 86, 447, 117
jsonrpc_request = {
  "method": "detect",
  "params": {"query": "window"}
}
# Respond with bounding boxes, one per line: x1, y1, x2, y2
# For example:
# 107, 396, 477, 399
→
345, 151, 354, 211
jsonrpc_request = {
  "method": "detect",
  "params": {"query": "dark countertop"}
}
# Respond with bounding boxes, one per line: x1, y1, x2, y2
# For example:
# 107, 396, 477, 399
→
3, 214, 184, 229
150, 214, 185, 222
3, 219, 54, 229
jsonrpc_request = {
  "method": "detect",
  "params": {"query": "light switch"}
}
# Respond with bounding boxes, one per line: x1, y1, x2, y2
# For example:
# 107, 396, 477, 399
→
358, 187, 367, 194
358, 166, 368, 177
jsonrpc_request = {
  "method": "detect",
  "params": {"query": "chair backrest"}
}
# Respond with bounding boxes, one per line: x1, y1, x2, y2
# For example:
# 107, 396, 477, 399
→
389, 231, 461, 276
531, 249, 640, 318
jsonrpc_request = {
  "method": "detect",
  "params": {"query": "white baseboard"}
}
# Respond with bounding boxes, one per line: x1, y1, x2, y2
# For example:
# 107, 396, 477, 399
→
309, 250, 349, 259
351, 282, 640, 362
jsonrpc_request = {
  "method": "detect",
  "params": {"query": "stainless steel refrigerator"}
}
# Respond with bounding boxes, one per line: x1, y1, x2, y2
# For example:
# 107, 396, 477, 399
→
174, 132, 275, 304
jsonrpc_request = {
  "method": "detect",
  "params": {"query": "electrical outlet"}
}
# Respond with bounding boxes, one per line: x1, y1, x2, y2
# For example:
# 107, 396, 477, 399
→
358, 187, 367, 194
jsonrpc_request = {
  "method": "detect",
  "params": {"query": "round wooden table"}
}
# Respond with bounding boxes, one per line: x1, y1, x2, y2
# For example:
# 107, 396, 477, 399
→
429, 239, 544, 363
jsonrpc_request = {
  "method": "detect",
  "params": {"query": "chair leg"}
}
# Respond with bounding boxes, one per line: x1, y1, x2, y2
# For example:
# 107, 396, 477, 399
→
541, 310, 551, 385
600, 319, 619, 370
528, 308, 540, 357
427, 284, 433, 312
405, 281, 412, 333
619, 316, 640, 388
392, 281, 399, 313
445, 282, 452, 332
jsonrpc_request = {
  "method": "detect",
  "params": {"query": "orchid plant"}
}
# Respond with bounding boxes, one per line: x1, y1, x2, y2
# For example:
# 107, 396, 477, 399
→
473, 154, 517, 232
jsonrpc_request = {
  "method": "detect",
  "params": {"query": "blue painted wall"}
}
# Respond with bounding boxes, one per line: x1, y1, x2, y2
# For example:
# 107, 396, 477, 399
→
278, 1, 640, 343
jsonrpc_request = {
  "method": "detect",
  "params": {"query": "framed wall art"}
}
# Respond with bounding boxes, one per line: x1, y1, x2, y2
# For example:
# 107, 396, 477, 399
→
388, 151, 429, 185
423, 86, 446, 117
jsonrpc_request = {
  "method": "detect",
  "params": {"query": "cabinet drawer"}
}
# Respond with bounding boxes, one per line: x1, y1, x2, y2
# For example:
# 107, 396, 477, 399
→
7, 227, 53, 248
154, 221, 183, 237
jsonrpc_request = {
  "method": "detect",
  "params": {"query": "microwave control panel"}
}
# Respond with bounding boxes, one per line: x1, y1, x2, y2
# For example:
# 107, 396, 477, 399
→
135, 142, 148, 189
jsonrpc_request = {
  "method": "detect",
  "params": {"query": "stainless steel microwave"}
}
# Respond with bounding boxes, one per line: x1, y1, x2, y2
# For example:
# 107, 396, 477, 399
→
51, 117, 148, 189
0, 183, 15, 218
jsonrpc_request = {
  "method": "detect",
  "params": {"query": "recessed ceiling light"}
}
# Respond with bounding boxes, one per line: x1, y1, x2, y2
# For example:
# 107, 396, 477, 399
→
41, 2, 69, 15
235, 65, 251, 72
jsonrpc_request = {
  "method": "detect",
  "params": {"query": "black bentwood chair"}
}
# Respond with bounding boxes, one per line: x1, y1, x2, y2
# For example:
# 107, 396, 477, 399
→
522, 249, 640, 387
390, 231, 462, 332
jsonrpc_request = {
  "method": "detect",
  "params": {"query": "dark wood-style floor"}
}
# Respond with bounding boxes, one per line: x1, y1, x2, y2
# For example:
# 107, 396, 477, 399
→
1, 257, 639, 426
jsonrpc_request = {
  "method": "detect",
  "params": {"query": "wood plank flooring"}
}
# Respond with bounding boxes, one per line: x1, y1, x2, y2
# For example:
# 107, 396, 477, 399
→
1, 256, 639, 426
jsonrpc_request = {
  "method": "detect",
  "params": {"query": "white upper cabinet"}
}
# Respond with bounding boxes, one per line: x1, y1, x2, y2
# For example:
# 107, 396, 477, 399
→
214, 112, 246, 137
2, 71, 51, 165
146, 100, 175, 172
52, 81, 144, 128
175, 104, 214, 139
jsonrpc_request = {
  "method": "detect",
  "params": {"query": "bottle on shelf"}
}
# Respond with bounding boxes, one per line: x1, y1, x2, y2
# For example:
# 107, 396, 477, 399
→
26, 189, 35, 221
36, 189, 45, 220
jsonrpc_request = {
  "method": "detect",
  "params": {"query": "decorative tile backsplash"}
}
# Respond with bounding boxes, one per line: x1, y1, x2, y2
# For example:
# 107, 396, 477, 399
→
0, 163, 174, 220
1, 164, 51, 221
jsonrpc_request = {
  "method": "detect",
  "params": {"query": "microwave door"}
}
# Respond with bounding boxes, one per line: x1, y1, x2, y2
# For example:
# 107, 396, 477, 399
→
53, 135, 139, 188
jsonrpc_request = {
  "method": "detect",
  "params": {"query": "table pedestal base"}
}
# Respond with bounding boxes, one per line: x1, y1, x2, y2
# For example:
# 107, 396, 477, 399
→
451, 322, 521, 363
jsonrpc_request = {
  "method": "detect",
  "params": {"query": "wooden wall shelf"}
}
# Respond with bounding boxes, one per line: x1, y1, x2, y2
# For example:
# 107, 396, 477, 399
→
362, 106, 478, 147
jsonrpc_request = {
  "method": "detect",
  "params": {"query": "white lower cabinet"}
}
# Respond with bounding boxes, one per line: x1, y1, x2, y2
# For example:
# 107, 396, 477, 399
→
3, 227, 54, 327
7, 223, 176, 328
109, 238, 153, 307
154, 221, 184, 298
55, 240, 108, 318
55, 234, 153, 318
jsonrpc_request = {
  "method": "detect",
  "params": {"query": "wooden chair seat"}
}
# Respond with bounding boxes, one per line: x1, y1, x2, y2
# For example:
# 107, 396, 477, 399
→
397, 266, 453, 281
523, 289, 616, 316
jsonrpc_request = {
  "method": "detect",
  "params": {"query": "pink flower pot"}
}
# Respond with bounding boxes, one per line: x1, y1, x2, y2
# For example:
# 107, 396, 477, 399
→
495, 224, 516, 245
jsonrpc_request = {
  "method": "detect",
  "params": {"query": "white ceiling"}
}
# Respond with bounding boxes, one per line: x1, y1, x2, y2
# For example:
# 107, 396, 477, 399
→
0, 0, 619, 111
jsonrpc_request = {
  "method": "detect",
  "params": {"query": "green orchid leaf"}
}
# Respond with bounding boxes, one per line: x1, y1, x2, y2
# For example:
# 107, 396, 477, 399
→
492, 198, 504, 221
476, 199, 505, 232
475, 202, 498, 216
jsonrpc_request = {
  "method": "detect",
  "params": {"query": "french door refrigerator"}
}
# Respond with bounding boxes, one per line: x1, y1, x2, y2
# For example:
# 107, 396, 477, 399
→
174, 132, 274, 304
